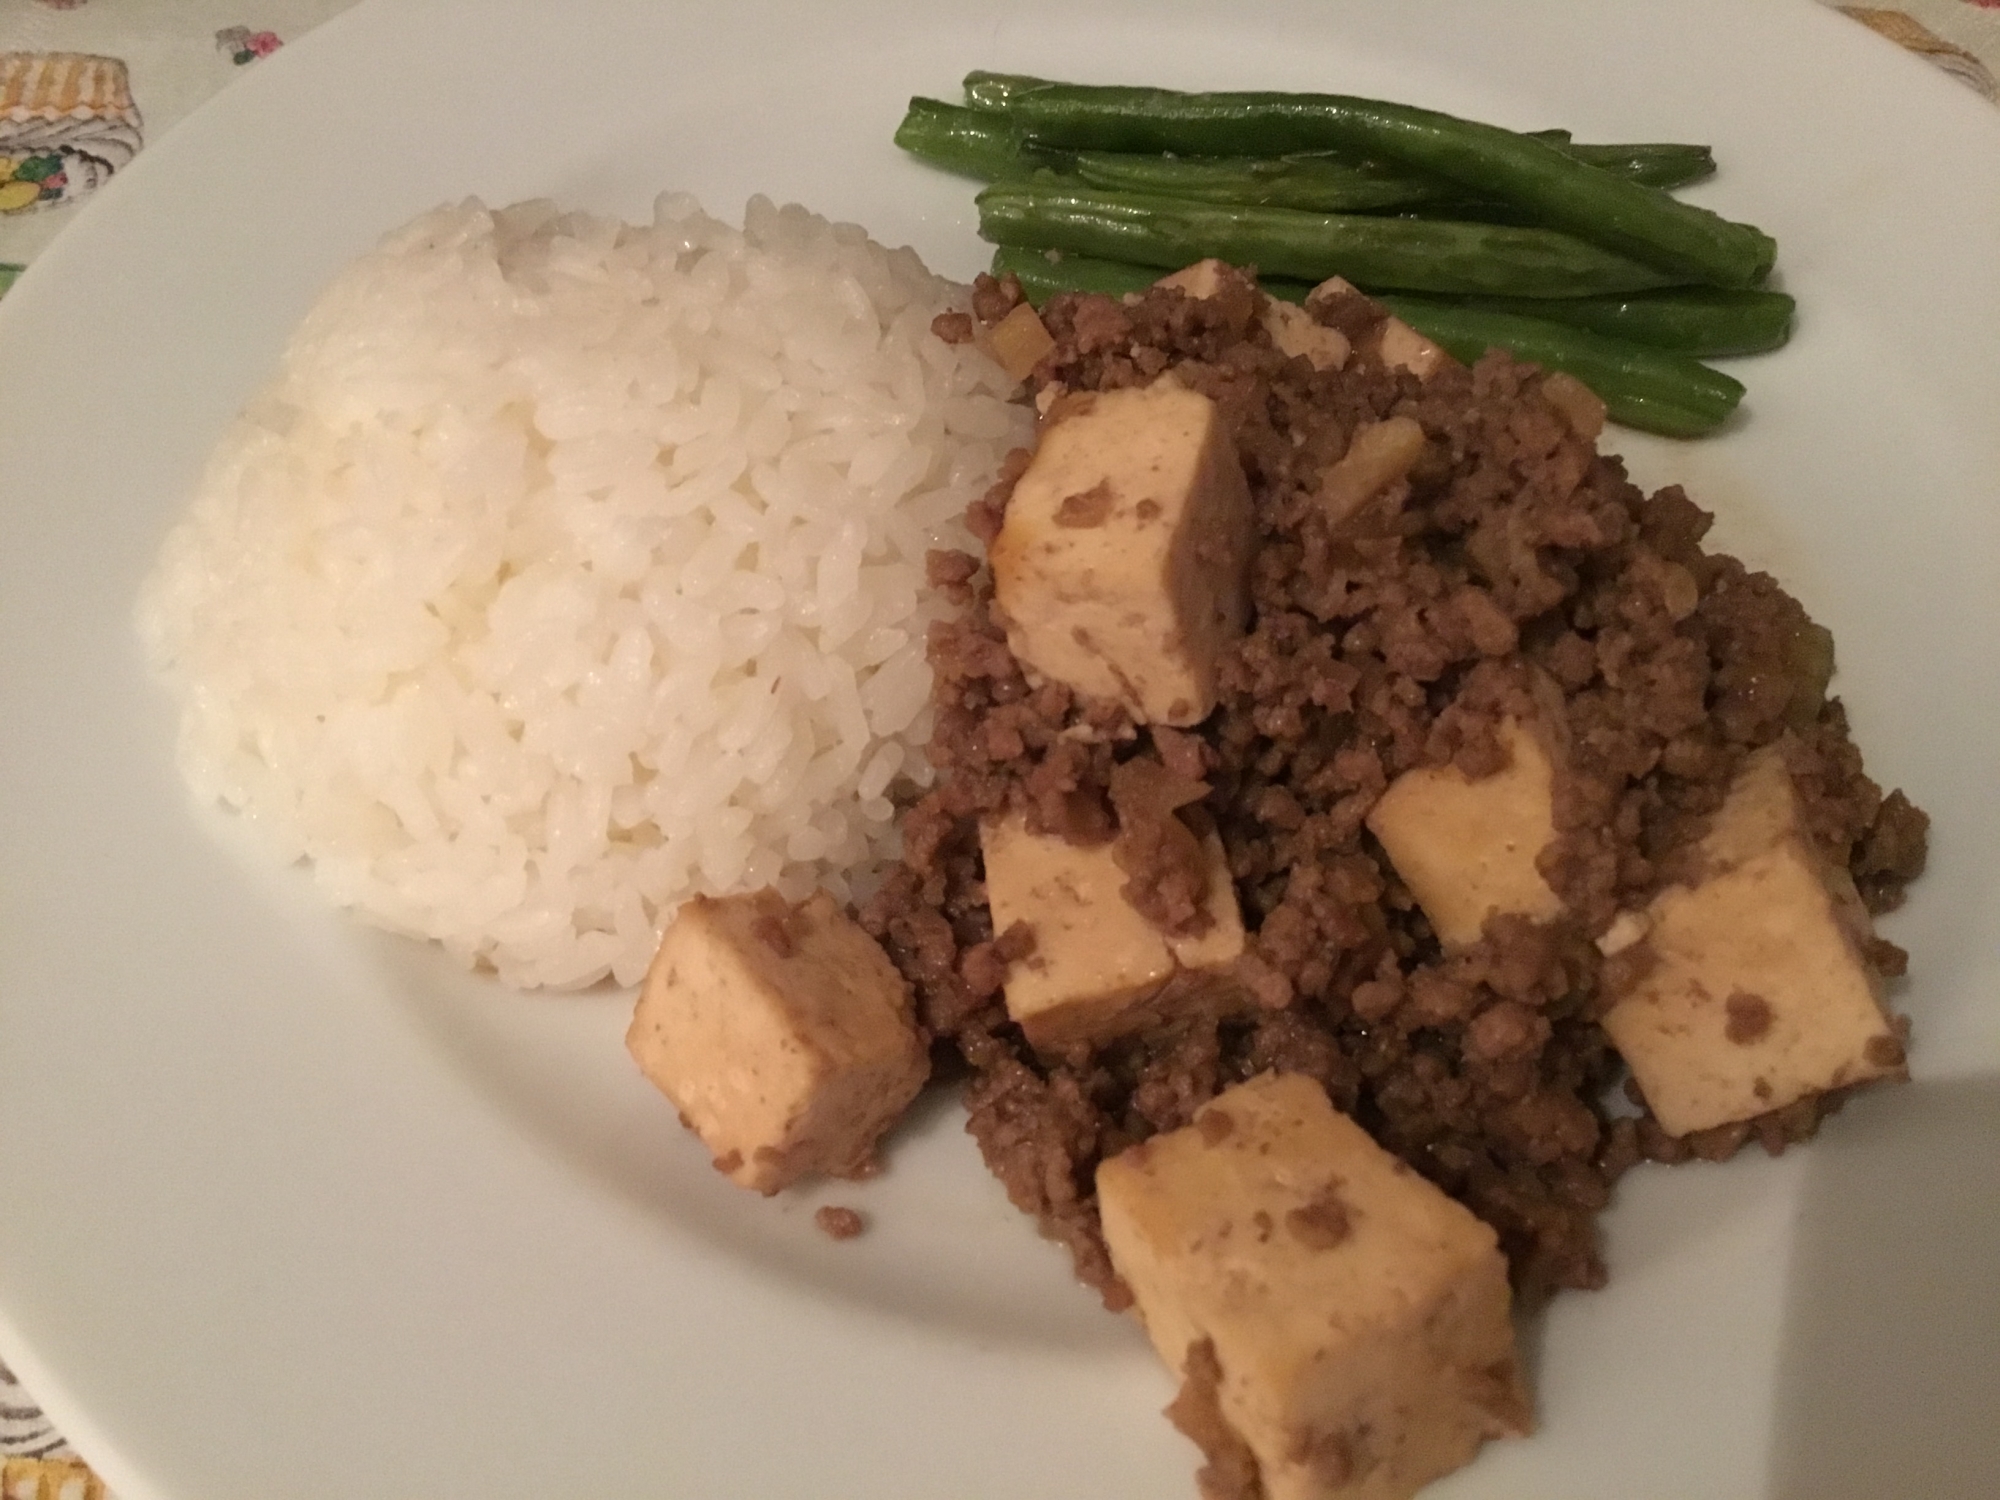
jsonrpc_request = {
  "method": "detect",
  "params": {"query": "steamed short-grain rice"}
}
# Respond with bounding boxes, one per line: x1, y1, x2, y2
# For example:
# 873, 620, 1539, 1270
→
138, 194, 1032, 989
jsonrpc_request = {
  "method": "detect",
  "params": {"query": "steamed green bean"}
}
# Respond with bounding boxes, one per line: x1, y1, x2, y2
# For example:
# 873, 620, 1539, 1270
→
963, 73, 1774, 288
976, 181, 1688, 298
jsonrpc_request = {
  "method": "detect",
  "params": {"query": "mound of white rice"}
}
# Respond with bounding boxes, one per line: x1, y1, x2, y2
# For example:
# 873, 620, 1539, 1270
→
138, 193, 1032, 989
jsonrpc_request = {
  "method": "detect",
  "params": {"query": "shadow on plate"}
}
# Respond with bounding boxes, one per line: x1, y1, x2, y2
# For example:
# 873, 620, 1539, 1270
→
375, 933, 1125, 1354
1767, 1073, 2000, 1499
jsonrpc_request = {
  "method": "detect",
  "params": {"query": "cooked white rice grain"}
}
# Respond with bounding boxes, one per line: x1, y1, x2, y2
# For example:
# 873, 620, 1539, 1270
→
138, 194, 1032, 989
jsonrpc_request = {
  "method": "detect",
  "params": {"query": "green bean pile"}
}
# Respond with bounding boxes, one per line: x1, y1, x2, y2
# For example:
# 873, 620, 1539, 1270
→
895, 76, 1795, 437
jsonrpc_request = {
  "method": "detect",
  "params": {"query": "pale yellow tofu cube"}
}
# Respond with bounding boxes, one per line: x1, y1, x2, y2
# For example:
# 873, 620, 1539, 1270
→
982, 814, 1244, 1052
1603, 745, 1906, 1137
626, 889, 928, 1194
991, 379, 1255, 726
1365, 718, 1564, 949
1098, 1072, 1532, 1500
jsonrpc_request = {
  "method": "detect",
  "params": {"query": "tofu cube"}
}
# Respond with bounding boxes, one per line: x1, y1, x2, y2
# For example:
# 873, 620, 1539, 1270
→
990, 379, 1255, 726
1366, 718, 1564, 949
1602, 745, 1906, 1137
1098, 1073, 1532, 1500
982, 814, 1244, 1052
626, 889, 928, 1194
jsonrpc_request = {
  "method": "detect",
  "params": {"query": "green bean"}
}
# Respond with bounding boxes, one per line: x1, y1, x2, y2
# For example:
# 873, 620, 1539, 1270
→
900, 98, 1444, 207
1073, 141, 1712, 212
989, 245, 1316, 306
1410, 144, 1717, 225
1563, 141, 1715, 190
963, 73, 1773, 288
976, 181, 1687, 298
899, 100, 1713, 211
1381, 287, 1794, 357
1069, 150, 1434, 213
1371, 297, 1745, 436
893, 97, 1065, 180
990, 245, 1167, 304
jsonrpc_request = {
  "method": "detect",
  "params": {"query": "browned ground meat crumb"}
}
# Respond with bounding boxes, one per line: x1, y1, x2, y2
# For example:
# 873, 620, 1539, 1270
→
1724, 992, 1775, 1045
931, 310, 975, 345
1166, 1338, 1266, 1500
814, 1205, 866, 1241
969, 270, 1026, 325
860, 270, 1927, 1309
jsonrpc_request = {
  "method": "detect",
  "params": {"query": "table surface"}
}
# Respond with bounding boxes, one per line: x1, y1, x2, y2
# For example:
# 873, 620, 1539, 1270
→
1, 0, 1995, 1495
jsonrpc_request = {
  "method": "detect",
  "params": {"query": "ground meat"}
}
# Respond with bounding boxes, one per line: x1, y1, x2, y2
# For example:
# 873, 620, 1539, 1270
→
925, 547, 981, 603
1634, 1086, 1850, 1164
814, 1205, 866, 1241
1724, 992, 1775, 1045
1855, 788, 1931, 912
931, 310, 975, 345
1165, 1339, 1265, 1500
752, 912, 794, 959
969, 270, 1025, 325
1315, 285, 1391, 346
1285, 1188, 1354, 1250
965, 444, 1033, 546
1865, 1032, 1908, 1070
861, 274, 1927, 1311
1109, 749, 1217, 935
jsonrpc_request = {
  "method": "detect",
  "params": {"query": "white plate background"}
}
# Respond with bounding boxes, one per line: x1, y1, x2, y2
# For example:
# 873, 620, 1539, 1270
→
1, 1, 1997, 1496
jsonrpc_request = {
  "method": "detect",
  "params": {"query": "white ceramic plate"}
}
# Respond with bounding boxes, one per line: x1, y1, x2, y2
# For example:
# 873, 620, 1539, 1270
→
2, 1, 1997, 1496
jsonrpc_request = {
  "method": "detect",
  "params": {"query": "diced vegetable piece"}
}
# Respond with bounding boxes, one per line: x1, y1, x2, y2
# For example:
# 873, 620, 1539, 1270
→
1316, 415, 1428, 523
980, 300, 1057, 380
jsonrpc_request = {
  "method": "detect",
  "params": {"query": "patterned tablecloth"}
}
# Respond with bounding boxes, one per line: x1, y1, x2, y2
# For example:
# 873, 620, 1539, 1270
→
1, 0, 1995, 1493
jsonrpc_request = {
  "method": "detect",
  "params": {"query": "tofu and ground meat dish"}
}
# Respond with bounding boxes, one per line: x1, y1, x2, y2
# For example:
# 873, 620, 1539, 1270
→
625, 260, 1928, 1499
